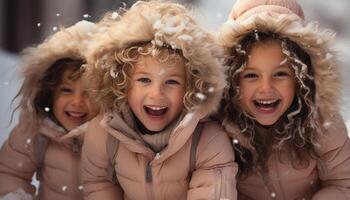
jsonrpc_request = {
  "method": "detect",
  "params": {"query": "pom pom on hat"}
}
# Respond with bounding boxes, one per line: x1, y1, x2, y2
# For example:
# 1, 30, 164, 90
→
228, 0, 305, 22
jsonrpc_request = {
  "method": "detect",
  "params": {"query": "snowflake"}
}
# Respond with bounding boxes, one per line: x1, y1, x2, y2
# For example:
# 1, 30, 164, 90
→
26, 138, 32, 145
155, 153, 161, 160
83, 14, 90, 18
52, 26, 58, 32
195, 93, 206, 101
233, 139, 239, 144
44, 107, 50, 112
208, 87, 214, 93
78, 185, 84, 190
111, 12, 119, 20
37, 23, 41, 27
271, 192, 276, 198
62, 186, 67, 191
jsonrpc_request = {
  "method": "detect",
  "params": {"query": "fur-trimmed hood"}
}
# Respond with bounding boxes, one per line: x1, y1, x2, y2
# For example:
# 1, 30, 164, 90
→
17, 20, 97, 130
86, 0, 226, 118
218, 0, 339, 121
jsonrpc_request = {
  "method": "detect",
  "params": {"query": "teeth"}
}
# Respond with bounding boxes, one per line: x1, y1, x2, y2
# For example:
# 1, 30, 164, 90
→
67, 112, 86, 117
147, 106, 166, 110
256, 99, 278, 105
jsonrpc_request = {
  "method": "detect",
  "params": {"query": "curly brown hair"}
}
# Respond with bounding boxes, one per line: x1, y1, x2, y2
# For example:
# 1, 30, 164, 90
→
220, 31, 322, 177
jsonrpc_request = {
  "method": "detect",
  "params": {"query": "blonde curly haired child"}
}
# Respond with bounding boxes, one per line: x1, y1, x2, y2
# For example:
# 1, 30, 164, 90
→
81, 1, 238, 199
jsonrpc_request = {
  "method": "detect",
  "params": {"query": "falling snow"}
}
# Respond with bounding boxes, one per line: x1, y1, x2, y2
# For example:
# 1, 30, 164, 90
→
233, 139, 239, 144
44, 107, 50, 112
52, 26, 58, 32
78, 185, 84, 190
208, 87, 214, 93
26, 138, 32, 145
37, 23, 41, 27
158, 69, 165, 75
111, 12, 119, 20
83, 14, 89, 19
271, 192, 276, 198
61, 185, 67, 191
56, 13, 60, 17
195, 93, 206, 101
182, 112, 194, 126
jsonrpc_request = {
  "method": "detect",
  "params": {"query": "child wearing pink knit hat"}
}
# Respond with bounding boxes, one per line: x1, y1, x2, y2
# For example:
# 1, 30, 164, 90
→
218, 0, 350, 199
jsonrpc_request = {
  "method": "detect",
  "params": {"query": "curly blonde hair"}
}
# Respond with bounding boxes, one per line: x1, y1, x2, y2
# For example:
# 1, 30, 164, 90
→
85, 0, 226, 115
220, 31, 322, 177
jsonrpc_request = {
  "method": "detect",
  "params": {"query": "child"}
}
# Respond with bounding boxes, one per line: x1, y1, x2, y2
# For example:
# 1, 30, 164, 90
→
218, 0, 350, 199
81, 1, 237, 199
0, 20, 99, 200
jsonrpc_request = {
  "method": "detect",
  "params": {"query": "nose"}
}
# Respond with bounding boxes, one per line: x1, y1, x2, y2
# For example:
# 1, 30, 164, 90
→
258, 77, 273, 93
71, 92, 85, 107
148, 83, 165, 99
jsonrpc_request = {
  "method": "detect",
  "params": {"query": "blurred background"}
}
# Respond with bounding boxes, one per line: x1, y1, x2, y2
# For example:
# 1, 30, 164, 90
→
1, 0, 350, 142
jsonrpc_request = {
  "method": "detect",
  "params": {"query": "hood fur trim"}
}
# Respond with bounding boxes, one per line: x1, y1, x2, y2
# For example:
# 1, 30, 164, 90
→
18, 20, 97, 127
87, 1, 226, 117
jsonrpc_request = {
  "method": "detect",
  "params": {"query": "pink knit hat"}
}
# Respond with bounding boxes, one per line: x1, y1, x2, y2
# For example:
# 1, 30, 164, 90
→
228, 0, 304, 21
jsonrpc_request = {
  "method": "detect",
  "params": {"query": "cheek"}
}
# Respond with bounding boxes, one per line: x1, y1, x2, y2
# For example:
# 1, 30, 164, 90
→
172, 89, 185, 108
239, 84, 254, 101
282, 81, 296, 102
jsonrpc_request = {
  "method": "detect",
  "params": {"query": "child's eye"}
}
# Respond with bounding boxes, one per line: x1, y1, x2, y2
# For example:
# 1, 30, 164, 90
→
165, 79, 180, 85
274, 71, 291, 78
136, 77, 151, 84
242, 73, 258, 79
60, 87, 73, 93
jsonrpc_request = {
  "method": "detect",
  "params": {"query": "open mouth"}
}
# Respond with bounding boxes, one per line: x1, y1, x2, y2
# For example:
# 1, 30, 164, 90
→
65, 111, 88, 119
144, 105, 168, 117
254, 99, 280, 110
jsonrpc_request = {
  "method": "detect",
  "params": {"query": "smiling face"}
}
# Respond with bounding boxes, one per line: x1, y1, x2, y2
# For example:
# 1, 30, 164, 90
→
239, 40, 296, 126
52, 69, 98, 131
127, 55, 186, 132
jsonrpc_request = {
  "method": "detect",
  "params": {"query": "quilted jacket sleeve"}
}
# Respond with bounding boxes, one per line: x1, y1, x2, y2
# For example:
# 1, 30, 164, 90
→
0, 125, 37, 198
187, 121, 238, 200
81, 116, 123, 200
312, 113, 350, 200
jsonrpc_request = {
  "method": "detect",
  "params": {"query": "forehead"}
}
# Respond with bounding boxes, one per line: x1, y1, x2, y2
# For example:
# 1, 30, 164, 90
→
244, 40, 291, 72
249, 41, 284, 62
134, 55, 186, 74
60, 68, 82, 82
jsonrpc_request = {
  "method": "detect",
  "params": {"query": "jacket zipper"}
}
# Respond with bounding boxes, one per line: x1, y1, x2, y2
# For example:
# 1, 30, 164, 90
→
214, 168, 223, 199
145, 161, 155, 200
72, 137, 80, 154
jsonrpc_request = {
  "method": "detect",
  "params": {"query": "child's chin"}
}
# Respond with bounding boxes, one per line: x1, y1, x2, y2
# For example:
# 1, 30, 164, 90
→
256, 118, 278, 126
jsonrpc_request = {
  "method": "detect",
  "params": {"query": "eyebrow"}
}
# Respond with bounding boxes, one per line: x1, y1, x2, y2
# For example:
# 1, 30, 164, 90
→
246, 58, 290, 70
134, 69, 185, 78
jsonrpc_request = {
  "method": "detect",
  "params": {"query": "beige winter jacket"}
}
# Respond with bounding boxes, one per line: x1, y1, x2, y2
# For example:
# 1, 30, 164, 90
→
235, 114, 350, 200
218, 0, 350, 199
0, 20, 98, 200
82, 110, 237, 200
81, 2, 238, 199
0, 118, 86, 200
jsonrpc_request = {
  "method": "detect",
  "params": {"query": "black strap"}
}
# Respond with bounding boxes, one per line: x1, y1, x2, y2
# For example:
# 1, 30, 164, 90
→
107, 134, 120, 184
189, 123, 204, 178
